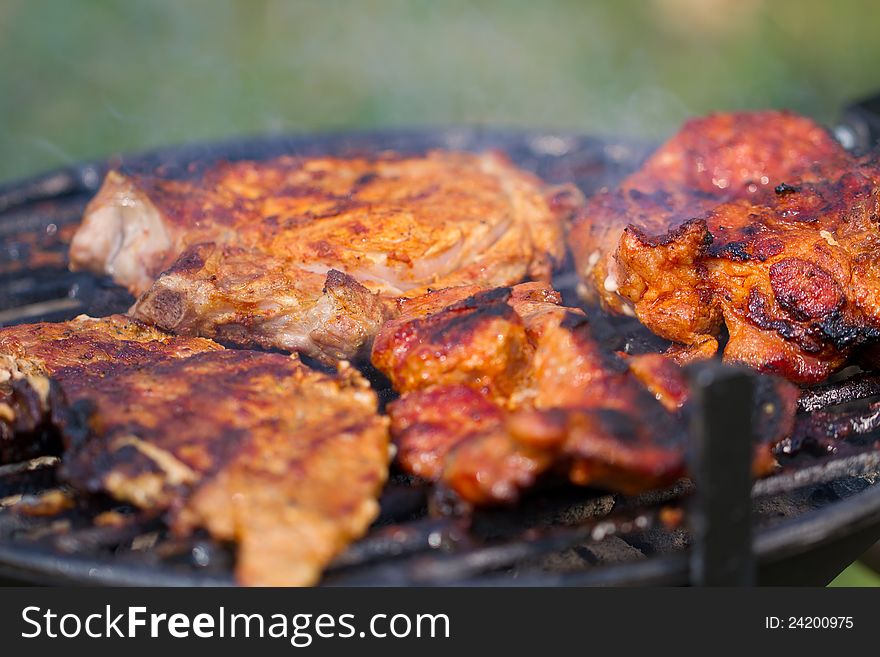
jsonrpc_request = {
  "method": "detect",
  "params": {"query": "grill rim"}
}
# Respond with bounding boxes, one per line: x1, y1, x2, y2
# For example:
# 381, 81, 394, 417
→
2, 477, 878, 587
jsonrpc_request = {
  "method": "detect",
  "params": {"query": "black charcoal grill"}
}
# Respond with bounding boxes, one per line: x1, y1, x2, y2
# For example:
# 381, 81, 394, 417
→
1, 126, 880, 587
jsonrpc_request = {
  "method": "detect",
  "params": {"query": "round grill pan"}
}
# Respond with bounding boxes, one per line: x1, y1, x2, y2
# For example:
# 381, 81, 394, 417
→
0, 128, 879, 586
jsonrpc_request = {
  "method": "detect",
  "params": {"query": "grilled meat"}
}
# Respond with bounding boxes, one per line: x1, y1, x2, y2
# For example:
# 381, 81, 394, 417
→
60, 351, 389, 586
372, 283, 687, 504
129, 244, 394, 364
374, 283, 800, 504
372, 285, 532, 402
0, 384, 50, 463
568, 110, 880, 383
0, 314, 220, 461
72, 152, 574, 362
0, 317, 389, 585
0, 314, 220, 376
622, 350, 799, 474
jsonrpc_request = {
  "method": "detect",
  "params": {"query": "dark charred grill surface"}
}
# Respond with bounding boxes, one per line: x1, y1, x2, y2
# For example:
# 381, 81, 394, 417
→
0, 129, 879, 586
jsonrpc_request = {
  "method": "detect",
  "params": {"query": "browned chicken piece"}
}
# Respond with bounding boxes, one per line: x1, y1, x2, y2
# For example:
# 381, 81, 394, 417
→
568, 110, 880, 383
0, 314, 220, 377
71, 151, 575, 362
0, 318, 389, 586
621, 352, 692, 412
368, 384, 505, 483
0, 315, 221, 462
372, 283, 687, 505
372, 286, 532, 402
375, 282, 801, 504
60, 352, 389, 586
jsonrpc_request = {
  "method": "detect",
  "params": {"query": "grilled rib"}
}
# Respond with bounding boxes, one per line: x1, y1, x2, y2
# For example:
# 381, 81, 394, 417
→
568, 110, 880, 383
71, 152, 576, 362
0, 317, 389, 585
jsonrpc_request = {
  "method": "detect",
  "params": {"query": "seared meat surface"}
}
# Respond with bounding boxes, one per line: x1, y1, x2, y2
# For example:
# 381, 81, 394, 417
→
72, 152, 574, 362
622, 350, 799, 474
0, 315, 220, 461
569, 111, 880, 383
373, 282, 800, 504
0, 315, 219, 377
60, 352, 389, 587
129, 244, 394, 364
0, 317, 389, 586
372, 283, 687, 505
372, 285, 532, 402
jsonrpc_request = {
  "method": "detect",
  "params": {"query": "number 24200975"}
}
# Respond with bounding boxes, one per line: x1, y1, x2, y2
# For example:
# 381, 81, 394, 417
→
765, 617, 853, 629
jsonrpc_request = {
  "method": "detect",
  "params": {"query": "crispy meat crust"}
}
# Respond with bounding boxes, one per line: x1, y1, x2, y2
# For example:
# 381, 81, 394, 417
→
372, 283, 687, 505
621, 350, 799, 474
58, 352, 389, 587
569, 110, 878, 383
371, 286, 532, 402
0, 314, 220, 375
130, 243, 396, 362
374, 282, 798, 504
0, 318, 389, 586
73, 151, 575, 362
0, 315, 220, 462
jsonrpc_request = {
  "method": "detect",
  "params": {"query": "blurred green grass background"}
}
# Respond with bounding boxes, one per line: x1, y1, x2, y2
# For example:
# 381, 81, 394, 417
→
1, 0, 879, 585
5, 0, 880, 182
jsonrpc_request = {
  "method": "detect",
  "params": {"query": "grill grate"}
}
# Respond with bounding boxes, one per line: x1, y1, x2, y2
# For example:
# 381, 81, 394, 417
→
0, 129, 879, 586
